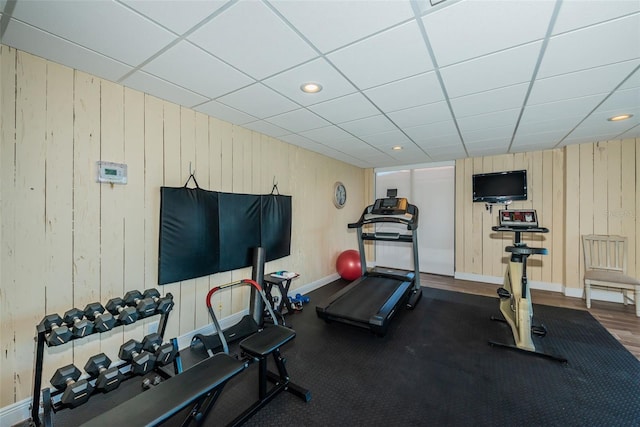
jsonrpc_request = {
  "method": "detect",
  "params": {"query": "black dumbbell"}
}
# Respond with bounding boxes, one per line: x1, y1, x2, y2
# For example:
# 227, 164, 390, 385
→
63, 308, 94, 338
84, 353, 122, 392
142, 289, 174, 314
83, 303, 116, 332
50, 364, 94, 408
39, 314, 72, 346
105, 297, 138, 325
119, 339, 156, 375
123, 290, 156, 318
142, 333, 177, 366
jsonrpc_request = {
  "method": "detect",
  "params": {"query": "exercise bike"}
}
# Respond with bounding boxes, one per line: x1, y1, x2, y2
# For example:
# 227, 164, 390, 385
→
489, 209, 566, 363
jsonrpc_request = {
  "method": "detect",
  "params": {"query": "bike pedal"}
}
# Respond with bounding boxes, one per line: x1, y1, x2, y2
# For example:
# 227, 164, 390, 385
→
497, 288, 511, 299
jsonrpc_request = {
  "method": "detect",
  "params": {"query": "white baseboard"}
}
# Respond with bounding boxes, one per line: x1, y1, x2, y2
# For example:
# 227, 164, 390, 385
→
0, 272, 340, 427
0, 397, 32, 427
453, 272, 563, 294
453, 271, 633, 305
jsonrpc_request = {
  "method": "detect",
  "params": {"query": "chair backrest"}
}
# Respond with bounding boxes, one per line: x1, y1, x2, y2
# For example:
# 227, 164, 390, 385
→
582, 234, 628, 274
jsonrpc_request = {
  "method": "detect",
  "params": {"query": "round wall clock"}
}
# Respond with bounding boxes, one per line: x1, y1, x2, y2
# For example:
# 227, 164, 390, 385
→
333, 181, 347, 209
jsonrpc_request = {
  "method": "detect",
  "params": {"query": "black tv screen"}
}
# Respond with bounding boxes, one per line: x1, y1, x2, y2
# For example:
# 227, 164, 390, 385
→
472, 170, 527, 203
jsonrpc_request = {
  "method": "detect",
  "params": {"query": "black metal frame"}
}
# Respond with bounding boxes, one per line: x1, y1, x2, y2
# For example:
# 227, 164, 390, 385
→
30, 294, 175, 426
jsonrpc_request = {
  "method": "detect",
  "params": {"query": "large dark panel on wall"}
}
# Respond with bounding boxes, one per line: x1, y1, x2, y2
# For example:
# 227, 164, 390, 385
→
158, 187, 220, 285
218, 193, 262, 272
261, 195, 292, 261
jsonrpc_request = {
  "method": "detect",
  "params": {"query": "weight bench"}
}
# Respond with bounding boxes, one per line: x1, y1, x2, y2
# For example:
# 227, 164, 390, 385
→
81, 352, 247, 427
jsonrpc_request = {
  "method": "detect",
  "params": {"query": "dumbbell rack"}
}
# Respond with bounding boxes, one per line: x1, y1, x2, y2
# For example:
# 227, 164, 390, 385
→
30, 293, 174, 427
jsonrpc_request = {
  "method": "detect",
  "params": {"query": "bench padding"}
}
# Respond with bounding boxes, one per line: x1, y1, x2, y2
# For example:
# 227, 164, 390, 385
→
82, 353, 246, 427
239, 325, 295, 357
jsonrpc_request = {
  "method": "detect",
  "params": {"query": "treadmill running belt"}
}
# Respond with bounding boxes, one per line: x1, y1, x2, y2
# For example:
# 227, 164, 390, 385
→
325, 276, 407, 323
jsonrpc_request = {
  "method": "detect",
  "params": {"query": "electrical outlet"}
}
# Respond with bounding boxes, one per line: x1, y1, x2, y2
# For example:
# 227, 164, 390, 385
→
147, 321, 159, 335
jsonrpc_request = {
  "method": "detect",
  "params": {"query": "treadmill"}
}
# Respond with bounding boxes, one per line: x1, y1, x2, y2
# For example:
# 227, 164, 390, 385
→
316, 192, 422, 335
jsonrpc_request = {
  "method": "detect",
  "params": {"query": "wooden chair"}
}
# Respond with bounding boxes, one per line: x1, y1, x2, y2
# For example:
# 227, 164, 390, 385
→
582, 234, 640, 317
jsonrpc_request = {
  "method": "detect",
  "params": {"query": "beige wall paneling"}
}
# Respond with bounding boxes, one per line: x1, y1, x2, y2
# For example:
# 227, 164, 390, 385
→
620, 139, 636, 276
471, 157, 484, 274
217, 119, 233, 320
461, 158, 474, 274
541, 150, 554, 283
72, 71, 102, 377
44, 61, 74, 383
578, 143, 594, 290
193, 112, 211, 331
0, 45, 17, 408
161, 102, 182, 339
593, 142, 608, 234
99, 79, 127, 363
529, 150, 543, 282
636, 138, 640, 275
607, 140, 622, 235
564, 144, 581, 289
122, 88, 146, 344
14, 51, 48, 399
454, 159, 465, 274
551, 149, 564, 284
179, 107, 197, 336
143, 96, 163, 298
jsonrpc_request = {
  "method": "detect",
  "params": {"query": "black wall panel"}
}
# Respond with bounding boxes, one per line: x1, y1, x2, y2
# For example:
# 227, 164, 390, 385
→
158, 187, 220, 286
158, 188, 292, 285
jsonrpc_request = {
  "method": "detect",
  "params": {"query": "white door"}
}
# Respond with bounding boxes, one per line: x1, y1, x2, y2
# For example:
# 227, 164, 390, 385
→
374, 164, 455, 276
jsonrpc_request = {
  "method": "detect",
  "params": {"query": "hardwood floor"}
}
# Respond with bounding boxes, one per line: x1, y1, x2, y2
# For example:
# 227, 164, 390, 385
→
422, 273, 640, 361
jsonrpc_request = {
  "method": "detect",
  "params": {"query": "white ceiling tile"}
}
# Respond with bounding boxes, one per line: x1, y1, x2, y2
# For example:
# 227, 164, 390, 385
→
265, 109, 330, 133
387, 101, 452, 128
404, 120, 459, 143
521, 93, 605, 124
299, 125, 353, 144
188, 1, 317, 80
262, 58, 357, 106
360, 129, 413, 148
539, 14, 640, 78
511, 129, 568, 148
121, 0, 228, 34
9, 0, 175, 65
420, 143, 467, 158
278, 133, 318, 147
620, 66, 640, 89
529, 60, 640, 105
308, 92, 380, 124
142, 41, 254, 98
569, 107, 640, 138
616, 124, 640, 139
457, 109, 520, 134
272, 0, 414, 53
595, 87, 640, 113
424, 0, 555, 67
194, 99, 256, 125
320, 137, 374, 152
440, 42, 542, 98
553, 0, 640, 35
340, 115, 397, 138
327, 20, 434, 90
364, 71, 444, 113
517, 115, 582, 134
241, 120, 290, 138
466, 144, 510, 157
461, 124, 515, 144
450, 84, 529, 117
122, 70, 209, 108
217, 83, 298, 119
2, 18, 133, 82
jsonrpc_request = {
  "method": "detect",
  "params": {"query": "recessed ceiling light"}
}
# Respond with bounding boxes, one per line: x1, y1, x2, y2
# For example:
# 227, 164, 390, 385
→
300, 82, 322, 93
607, 114, 633, 122
392, 146, 403, 151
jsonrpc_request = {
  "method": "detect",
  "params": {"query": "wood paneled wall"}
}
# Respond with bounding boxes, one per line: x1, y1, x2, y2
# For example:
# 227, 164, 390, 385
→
0, 46, 366, 406
455, 139, 640, 294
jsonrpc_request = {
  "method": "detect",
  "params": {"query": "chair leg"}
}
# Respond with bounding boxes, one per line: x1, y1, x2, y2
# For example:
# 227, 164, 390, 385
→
585, 282, 591, 309
622, 290, 629, 306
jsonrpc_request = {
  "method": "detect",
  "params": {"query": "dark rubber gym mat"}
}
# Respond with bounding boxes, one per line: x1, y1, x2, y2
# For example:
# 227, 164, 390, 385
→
44, 281, 640, 427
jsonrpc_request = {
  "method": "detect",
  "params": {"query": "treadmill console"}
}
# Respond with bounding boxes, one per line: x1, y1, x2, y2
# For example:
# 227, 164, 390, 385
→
371, 197, 408, 215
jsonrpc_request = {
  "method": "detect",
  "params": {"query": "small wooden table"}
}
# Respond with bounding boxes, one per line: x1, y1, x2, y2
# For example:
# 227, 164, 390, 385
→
263, 273, 300, 317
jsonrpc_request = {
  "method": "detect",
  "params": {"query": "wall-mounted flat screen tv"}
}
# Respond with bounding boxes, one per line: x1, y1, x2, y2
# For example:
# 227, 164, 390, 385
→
472, 170, 527, 203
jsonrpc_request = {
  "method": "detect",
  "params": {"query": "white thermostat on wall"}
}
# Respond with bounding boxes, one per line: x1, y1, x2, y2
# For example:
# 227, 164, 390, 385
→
97, 161, 127, 184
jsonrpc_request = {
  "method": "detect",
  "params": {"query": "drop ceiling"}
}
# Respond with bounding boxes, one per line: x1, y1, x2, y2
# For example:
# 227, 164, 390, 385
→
1, 0, 638, 168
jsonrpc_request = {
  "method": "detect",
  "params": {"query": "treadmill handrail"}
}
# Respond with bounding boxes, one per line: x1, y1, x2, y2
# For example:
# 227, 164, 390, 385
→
348, 203, 419, 230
